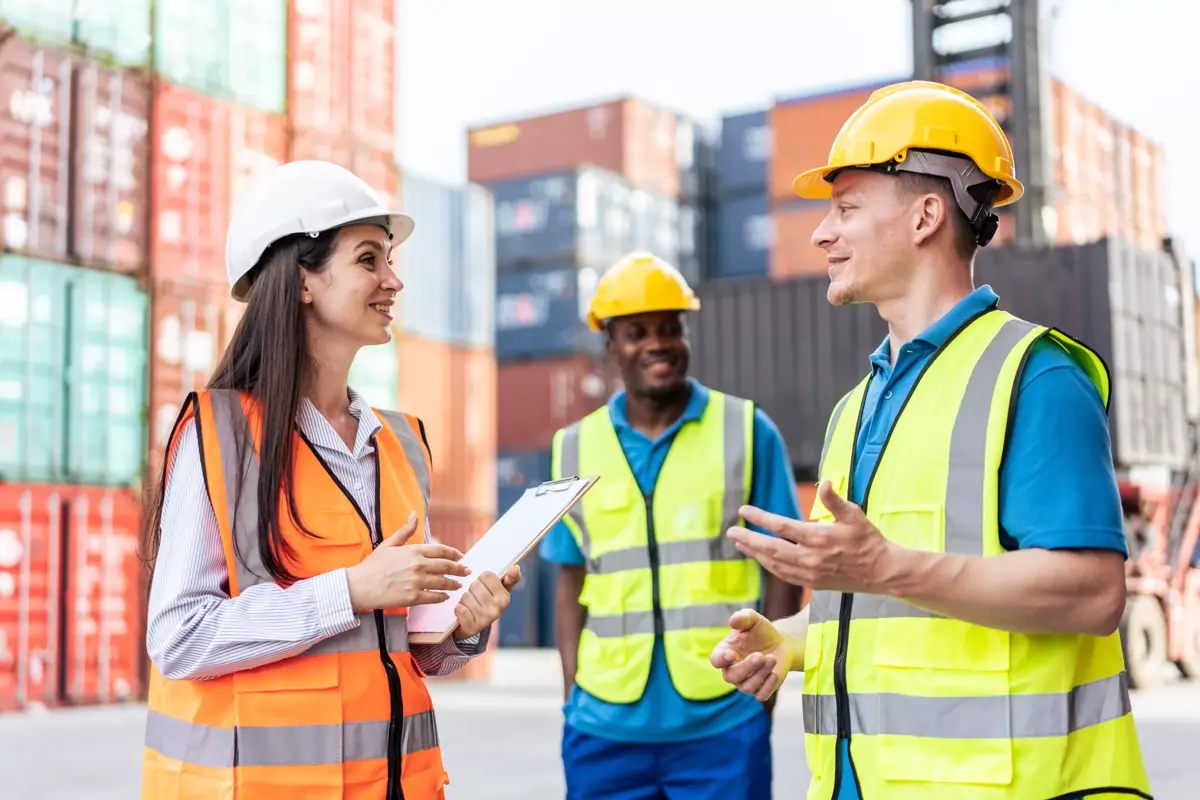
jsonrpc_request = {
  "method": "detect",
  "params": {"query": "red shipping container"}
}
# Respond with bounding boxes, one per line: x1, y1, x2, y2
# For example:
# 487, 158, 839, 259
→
291, 128, 397, 201
0, 37, 73, 264
288, 0, 395, 152
0, 484, 145, 711
496, 355, 623, 451
397, 337, 497, 515
147, 278, 244, 478
348, 0, 397, 154
771, 202, 830, 279
467, 98, 681, 197
0, 484, 66, 712
151, 82, 231, 287
71, 59, 153, 275
228, 104, 290, 214
770, 84, 880, 204
62, 487, 144, 705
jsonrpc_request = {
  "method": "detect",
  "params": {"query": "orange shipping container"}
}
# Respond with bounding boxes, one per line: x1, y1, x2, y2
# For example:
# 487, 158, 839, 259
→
496, 355, 624, 450
228, 104, 290, 213
291, 128, 398, 203
0, 483, 145, 712
769, 83, 880, 204
151, 82, 231, 287
288, 0, 395, 153
1130, 130, 1166, 250
147, 278, 244, 479
468, 98, 681, 197
771, 202, 829, 279
396, 337, 497, 515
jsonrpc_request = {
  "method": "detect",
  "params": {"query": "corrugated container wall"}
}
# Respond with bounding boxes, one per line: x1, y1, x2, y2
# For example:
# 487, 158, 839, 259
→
151, 83, 231, 287
690, 238, 1195, 473
397, 338, 496, 515
714, 194, 772, 280
0, 484, 146, 712
771, 202, 829, 279
490, 168, 689, 280
147, 280, 243, 478
348, 0, 397, 153
72, 59, 152, 275
495, 265, 604, 362
0, 0, 75, 46
770, 82, 882, 204
228, 104, 290, 212
717, 109, 771, 196
468, 98, 683, 197
497, 356, 623, 450
0, 38, 152, 274
399, 174, 495, 348
0, 256, 148, 486
228, 0, 288, 114
74, 0, 154, 68
154, 0, 229, 98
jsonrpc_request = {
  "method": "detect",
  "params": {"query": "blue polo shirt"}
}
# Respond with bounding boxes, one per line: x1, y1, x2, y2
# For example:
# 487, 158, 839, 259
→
539, 377, 802, 744
835, 285, 1128, 800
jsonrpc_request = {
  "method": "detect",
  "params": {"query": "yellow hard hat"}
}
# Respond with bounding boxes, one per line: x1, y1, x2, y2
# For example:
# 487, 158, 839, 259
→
792, 80, 1024, 210
586, 252, 700, 332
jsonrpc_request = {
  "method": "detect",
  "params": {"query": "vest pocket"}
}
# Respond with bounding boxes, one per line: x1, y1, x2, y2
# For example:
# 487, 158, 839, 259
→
870, 504, 944, 552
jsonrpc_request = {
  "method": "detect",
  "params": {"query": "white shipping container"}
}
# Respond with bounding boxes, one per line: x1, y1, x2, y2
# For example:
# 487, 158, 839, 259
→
397, 173, 496, 348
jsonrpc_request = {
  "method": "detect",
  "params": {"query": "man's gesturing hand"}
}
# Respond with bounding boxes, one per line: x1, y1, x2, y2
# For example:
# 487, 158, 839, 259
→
709, 609, 793, 701
347, 512, 470, 612
726, 480, 896, 594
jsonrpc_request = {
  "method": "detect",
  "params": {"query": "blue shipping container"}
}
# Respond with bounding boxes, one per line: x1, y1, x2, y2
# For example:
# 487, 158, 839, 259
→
717, 110, 771, 196
537, 553, 561, 648
497, 448, 552, 648
399, 173, 495, 347
677, 118, 716, 202
491, 167, 686, 271
495, 266, 604, 362
715, 194, 773, 279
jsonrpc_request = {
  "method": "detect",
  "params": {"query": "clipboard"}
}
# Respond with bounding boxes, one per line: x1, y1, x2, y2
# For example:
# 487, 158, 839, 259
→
407, 474, 599, 645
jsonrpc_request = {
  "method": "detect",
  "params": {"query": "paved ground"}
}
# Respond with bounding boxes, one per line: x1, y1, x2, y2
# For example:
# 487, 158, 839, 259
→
1, 650, 1197, 799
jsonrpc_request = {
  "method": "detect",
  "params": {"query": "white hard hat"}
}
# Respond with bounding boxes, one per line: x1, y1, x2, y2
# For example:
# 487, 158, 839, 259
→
225, 160, 415, 302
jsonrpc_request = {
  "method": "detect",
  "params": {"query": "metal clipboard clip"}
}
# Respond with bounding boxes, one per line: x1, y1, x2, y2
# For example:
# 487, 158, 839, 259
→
535, 476, 580, 495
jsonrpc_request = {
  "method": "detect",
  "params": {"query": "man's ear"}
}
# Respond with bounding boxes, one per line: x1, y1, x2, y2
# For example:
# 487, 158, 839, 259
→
913, 193, 948, 246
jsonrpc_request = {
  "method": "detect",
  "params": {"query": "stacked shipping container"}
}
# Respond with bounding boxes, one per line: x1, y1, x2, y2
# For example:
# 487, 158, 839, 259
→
467, 96, 713, 647
712, 108, 774, 280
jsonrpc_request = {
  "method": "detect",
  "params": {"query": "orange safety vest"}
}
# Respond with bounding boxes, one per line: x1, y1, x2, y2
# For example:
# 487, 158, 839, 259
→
141, 388, 449, 800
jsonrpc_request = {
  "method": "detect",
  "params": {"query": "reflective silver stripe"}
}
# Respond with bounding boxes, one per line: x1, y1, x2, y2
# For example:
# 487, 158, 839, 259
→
144, 708, 439, 768
375, 409, 432, 509
306, 613, 410, 655
819, 391, 853, 477
591, 536, 744, 573
558, 422, 592, 559
808, 589, 839, 626
803, 672, 1132, 739
584, 602, 743, 638
720, 393, 752, 535
942, 317, 1038, 556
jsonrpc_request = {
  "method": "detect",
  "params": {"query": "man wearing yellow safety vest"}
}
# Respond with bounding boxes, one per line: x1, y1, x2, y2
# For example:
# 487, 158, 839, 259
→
540, 252, 804, 799
709, 81, 1153, 800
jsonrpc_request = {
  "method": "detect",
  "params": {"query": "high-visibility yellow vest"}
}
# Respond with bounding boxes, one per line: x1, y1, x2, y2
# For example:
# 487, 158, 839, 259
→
552, 389, 759, 704
804, 309, 1152, 800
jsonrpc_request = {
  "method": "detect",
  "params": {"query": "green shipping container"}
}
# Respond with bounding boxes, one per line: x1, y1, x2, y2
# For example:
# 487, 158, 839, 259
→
0, 256, 72, 482
65, 269, 148, 486
155, 0, 287, 115
228, 0, 287, 114
0, 0, 75, 47
155, 0, 230, 98
75, 0, 153, 68
350, 338, 399, 410
0, 255, 148, 486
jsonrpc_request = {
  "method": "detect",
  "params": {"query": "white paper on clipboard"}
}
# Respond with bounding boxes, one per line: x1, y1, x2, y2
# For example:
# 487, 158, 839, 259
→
407, 474, 599, 644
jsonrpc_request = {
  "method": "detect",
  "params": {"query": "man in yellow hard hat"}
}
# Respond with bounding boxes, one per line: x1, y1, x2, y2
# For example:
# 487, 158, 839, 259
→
538, 251, 803, 799
709, 81, 1152, 799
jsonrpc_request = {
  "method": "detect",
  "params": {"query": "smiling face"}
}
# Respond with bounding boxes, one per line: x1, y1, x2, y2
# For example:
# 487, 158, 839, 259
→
301, 222, 401, 347
606, 310, 690, 401
809, 169, 934, 307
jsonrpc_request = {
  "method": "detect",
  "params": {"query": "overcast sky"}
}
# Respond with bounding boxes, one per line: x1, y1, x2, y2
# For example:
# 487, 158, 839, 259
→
396, 0, 1198, 246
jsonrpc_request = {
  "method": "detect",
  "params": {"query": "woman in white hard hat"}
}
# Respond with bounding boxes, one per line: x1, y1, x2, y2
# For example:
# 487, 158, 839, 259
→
139, 160, 518, 800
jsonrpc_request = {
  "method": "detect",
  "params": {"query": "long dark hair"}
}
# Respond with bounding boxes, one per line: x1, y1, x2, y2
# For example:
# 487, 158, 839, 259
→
141, 228, 341, 588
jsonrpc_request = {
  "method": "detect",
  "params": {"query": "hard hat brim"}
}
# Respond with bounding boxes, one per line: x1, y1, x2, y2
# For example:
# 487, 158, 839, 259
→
230, 208, 417, 302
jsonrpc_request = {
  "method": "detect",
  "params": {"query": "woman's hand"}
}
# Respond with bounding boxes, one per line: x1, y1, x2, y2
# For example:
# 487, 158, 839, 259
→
346, 513, 470, 612
452, 566, 521, 640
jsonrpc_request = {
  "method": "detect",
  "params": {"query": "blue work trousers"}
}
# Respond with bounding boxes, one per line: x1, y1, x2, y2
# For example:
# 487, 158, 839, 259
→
562, 710, 773, 800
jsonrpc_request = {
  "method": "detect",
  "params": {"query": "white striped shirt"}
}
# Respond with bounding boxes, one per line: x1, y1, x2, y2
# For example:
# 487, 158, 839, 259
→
145, 388, 487, 681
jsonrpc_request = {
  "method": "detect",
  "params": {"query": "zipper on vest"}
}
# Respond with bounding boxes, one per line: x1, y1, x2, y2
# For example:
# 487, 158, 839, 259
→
371, 439, 407, 800
644, 493, 665, 637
